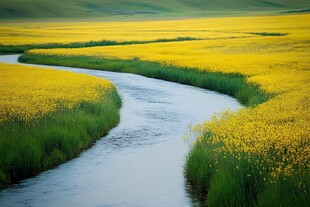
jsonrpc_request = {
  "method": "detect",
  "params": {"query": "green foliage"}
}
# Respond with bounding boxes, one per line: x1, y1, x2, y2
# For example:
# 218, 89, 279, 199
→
0, 91, 121, 188
257, 175, 310, 207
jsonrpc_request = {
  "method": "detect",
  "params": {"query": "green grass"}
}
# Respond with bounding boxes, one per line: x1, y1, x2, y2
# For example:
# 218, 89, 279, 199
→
185, 138, 309, 207
245, 32, 288, 37
1, 0, 309, 20
186, 142, 266, 206
19, 53, 270, 107
0, 37, 200, 55
0, 90, 121, 188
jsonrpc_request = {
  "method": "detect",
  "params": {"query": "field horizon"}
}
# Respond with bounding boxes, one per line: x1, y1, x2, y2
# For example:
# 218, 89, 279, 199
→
1, 0, 310, 21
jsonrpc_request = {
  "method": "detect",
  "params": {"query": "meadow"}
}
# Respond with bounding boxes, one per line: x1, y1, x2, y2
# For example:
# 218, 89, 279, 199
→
0, 14, 302, 53
17, 14, 310, 206
0, 63, 121, 187
1, 0, 308, 20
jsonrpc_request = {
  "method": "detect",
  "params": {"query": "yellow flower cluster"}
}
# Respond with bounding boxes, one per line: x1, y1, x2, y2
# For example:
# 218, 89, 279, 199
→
0, 63, 114, 123
28, 14, 310, 179
199, 87, 309, 178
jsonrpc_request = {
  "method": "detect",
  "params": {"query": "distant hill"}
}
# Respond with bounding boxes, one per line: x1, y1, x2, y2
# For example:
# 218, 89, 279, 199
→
1, 0, 310, 20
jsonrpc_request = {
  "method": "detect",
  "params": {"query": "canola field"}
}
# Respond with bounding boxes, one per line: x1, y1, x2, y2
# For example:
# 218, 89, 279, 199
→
1, 14, 307, 46
24, 14, 310, 205
0, 63, 120, 187
0, 63, 113, 123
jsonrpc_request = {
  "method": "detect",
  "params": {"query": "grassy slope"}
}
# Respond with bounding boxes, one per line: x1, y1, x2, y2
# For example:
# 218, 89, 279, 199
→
0, 91, 121, 188
1, 0, 309, 20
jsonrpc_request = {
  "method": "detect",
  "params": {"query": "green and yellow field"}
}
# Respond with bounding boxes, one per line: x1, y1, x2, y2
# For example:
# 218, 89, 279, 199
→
1, 0, 310, 203
0, 63, 121, 187
16, 13, 310, 206
0, 13, 309, 53
1, 0, 309, 20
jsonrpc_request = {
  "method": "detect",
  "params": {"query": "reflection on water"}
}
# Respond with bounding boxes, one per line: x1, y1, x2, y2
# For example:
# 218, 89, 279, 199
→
0, 55, 242, 207
185, 179, 208, 207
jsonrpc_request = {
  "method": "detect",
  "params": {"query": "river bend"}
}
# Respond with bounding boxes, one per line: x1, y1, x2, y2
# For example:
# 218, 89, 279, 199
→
0, 55, 241, 207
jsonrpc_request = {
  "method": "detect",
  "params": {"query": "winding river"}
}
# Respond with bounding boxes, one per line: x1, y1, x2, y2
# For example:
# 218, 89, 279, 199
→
0, 55, 241, 207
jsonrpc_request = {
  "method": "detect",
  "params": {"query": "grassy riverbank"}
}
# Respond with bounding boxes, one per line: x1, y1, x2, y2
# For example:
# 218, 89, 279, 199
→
185, 140, 309, 207
0, 63, 121, 188
0, 92, 121, 188
19, 54, 268, 107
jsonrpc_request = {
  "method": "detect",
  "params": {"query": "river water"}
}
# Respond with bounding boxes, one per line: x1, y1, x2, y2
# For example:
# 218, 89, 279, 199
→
0, 55, 241, 207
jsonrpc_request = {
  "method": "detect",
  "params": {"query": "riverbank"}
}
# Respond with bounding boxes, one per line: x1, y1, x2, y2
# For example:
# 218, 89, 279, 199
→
0, 63, 121, 188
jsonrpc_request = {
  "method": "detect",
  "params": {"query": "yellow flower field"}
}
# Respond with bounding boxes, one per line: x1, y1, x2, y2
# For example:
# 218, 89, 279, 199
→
0, 63, 114, 123
1, 14, 308, 45
0, 63, 120, 187
28, 14, 310, 179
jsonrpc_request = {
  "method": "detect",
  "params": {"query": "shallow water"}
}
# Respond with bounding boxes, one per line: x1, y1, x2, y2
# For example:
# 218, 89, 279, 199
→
0, 55, 241, 207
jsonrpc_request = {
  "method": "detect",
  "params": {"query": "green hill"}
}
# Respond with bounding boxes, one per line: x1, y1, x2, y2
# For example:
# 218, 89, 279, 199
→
0, 0, 310, 20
